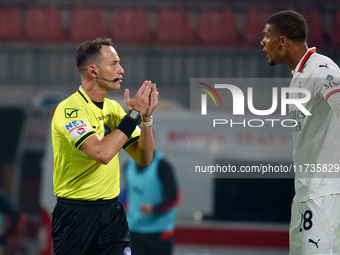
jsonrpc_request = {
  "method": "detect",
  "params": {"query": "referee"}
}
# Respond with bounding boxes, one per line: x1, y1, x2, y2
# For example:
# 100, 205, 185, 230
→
51, 38, 158, 255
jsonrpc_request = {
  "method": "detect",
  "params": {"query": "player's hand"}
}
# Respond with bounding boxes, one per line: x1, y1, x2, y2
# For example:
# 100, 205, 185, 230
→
124, 80, 152, 115
139, 204, 154, 214
142, 83, 159, 122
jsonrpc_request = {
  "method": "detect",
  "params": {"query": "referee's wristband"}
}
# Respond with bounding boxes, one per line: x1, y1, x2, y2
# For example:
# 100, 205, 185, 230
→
117, 113, 141, 138
140, 116, 153, 127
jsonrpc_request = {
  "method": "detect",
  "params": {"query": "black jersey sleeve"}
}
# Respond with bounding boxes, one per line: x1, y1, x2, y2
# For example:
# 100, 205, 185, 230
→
153, 159, 180, 213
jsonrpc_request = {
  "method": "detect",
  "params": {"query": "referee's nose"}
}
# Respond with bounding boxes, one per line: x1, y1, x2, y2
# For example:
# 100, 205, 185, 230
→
118, 63, 124, 75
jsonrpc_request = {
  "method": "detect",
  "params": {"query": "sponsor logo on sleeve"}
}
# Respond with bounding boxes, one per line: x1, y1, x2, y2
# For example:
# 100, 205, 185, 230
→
323, 80, 340, 90
64, 120, 91, 140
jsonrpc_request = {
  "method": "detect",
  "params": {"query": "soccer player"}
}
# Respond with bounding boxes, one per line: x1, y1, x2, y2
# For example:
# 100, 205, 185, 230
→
261, 10, 340, 254
123, 150, 180, 255
51, 38, 158, 255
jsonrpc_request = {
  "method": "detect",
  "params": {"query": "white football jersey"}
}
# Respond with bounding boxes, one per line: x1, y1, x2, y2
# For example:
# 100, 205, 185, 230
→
289, 47, 340, 202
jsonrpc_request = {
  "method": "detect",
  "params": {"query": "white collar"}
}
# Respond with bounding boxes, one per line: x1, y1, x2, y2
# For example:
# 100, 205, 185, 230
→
291, 47, 316, 76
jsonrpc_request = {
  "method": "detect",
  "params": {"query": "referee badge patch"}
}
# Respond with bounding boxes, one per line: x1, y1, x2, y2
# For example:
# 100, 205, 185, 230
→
65, 120, 91, 140
123, 247, 131, 255
65, 108, 79, 118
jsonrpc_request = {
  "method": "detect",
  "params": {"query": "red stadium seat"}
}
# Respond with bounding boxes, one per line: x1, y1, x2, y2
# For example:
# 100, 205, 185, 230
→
0, 6, 21, 42
24, 7, 65, 43
301, 11, 326, 47
243, 8, 271, 46
199, 9, 240, 46
156, 8, 195, 46
71, 8, 108, 42
111, 8, 150, 45
328, 11, 340, 46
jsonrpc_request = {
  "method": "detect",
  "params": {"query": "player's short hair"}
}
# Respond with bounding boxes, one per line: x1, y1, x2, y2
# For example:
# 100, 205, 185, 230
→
266, 10, 308, 43
76, 38, 113, 73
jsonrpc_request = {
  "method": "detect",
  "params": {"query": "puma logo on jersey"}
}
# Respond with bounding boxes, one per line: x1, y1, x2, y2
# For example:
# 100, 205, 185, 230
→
308, 238, 320, 248
319, 64, 329, 68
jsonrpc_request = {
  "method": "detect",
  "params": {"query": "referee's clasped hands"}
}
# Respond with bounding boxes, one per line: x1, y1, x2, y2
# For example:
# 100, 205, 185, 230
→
124, 80, 159, 121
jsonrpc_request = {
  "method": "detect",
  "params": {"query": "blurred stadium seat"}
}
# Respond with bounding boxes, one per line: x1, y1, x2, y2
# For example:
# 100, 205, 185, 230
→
328, 11, 340, 47
71, 8, 108, 42
199, 9, 240, 46
0, 6, 21, 42
24, 7, 65, 43
243, 8, 271, 46
111, 8, 151, 45
156, 8, 195, 46
301, 10, 326, 47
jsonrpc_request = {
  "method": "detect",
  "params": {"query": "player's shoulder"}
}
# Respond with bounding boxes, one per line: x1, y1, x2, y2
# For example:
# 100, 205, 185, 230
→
159, 158, 172, 169
157, 154, 173, 170
308, 53, 340, 77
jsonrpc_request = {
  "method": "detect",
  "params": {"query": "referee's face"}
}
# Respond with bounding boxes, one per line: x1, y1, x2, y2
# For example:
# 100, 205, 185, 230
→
97, 46, 124, 91
260, 24, 285, 66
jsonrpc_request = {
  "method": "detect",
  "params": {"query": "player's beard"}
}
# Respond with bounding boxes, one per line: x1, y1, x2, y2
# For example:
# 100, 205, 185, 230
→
268, 56, 277, 66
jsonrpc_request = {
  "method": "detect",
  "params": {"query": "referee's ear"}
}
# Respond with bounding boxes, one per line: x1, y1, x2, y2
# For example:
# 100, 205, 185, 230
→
87, 65, 97, 78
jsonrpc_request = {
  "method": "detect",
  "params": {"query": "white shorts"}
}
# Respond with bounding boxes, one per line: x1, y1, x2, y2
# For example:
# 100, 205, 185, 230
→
290, 194, 340, 255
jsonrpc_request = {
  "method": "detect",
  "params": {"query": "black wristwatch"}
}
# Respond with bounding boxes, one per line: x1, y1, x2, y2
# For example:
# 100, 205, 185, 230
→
127, 109, 142, 124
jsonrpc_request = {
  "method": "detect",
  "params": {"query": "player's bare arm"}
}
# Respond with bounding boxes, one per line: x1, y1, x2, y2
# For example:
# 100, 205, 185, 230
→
79, 81, 156, 165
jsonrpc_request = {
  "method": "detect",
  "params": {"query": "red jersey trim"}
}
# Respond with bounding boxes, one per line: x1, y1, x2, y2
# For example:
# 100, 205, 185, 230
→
297, 48, 316, 72
160, 190, 182, 213
160, 230, 175, 241
325, 89, 340, 101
